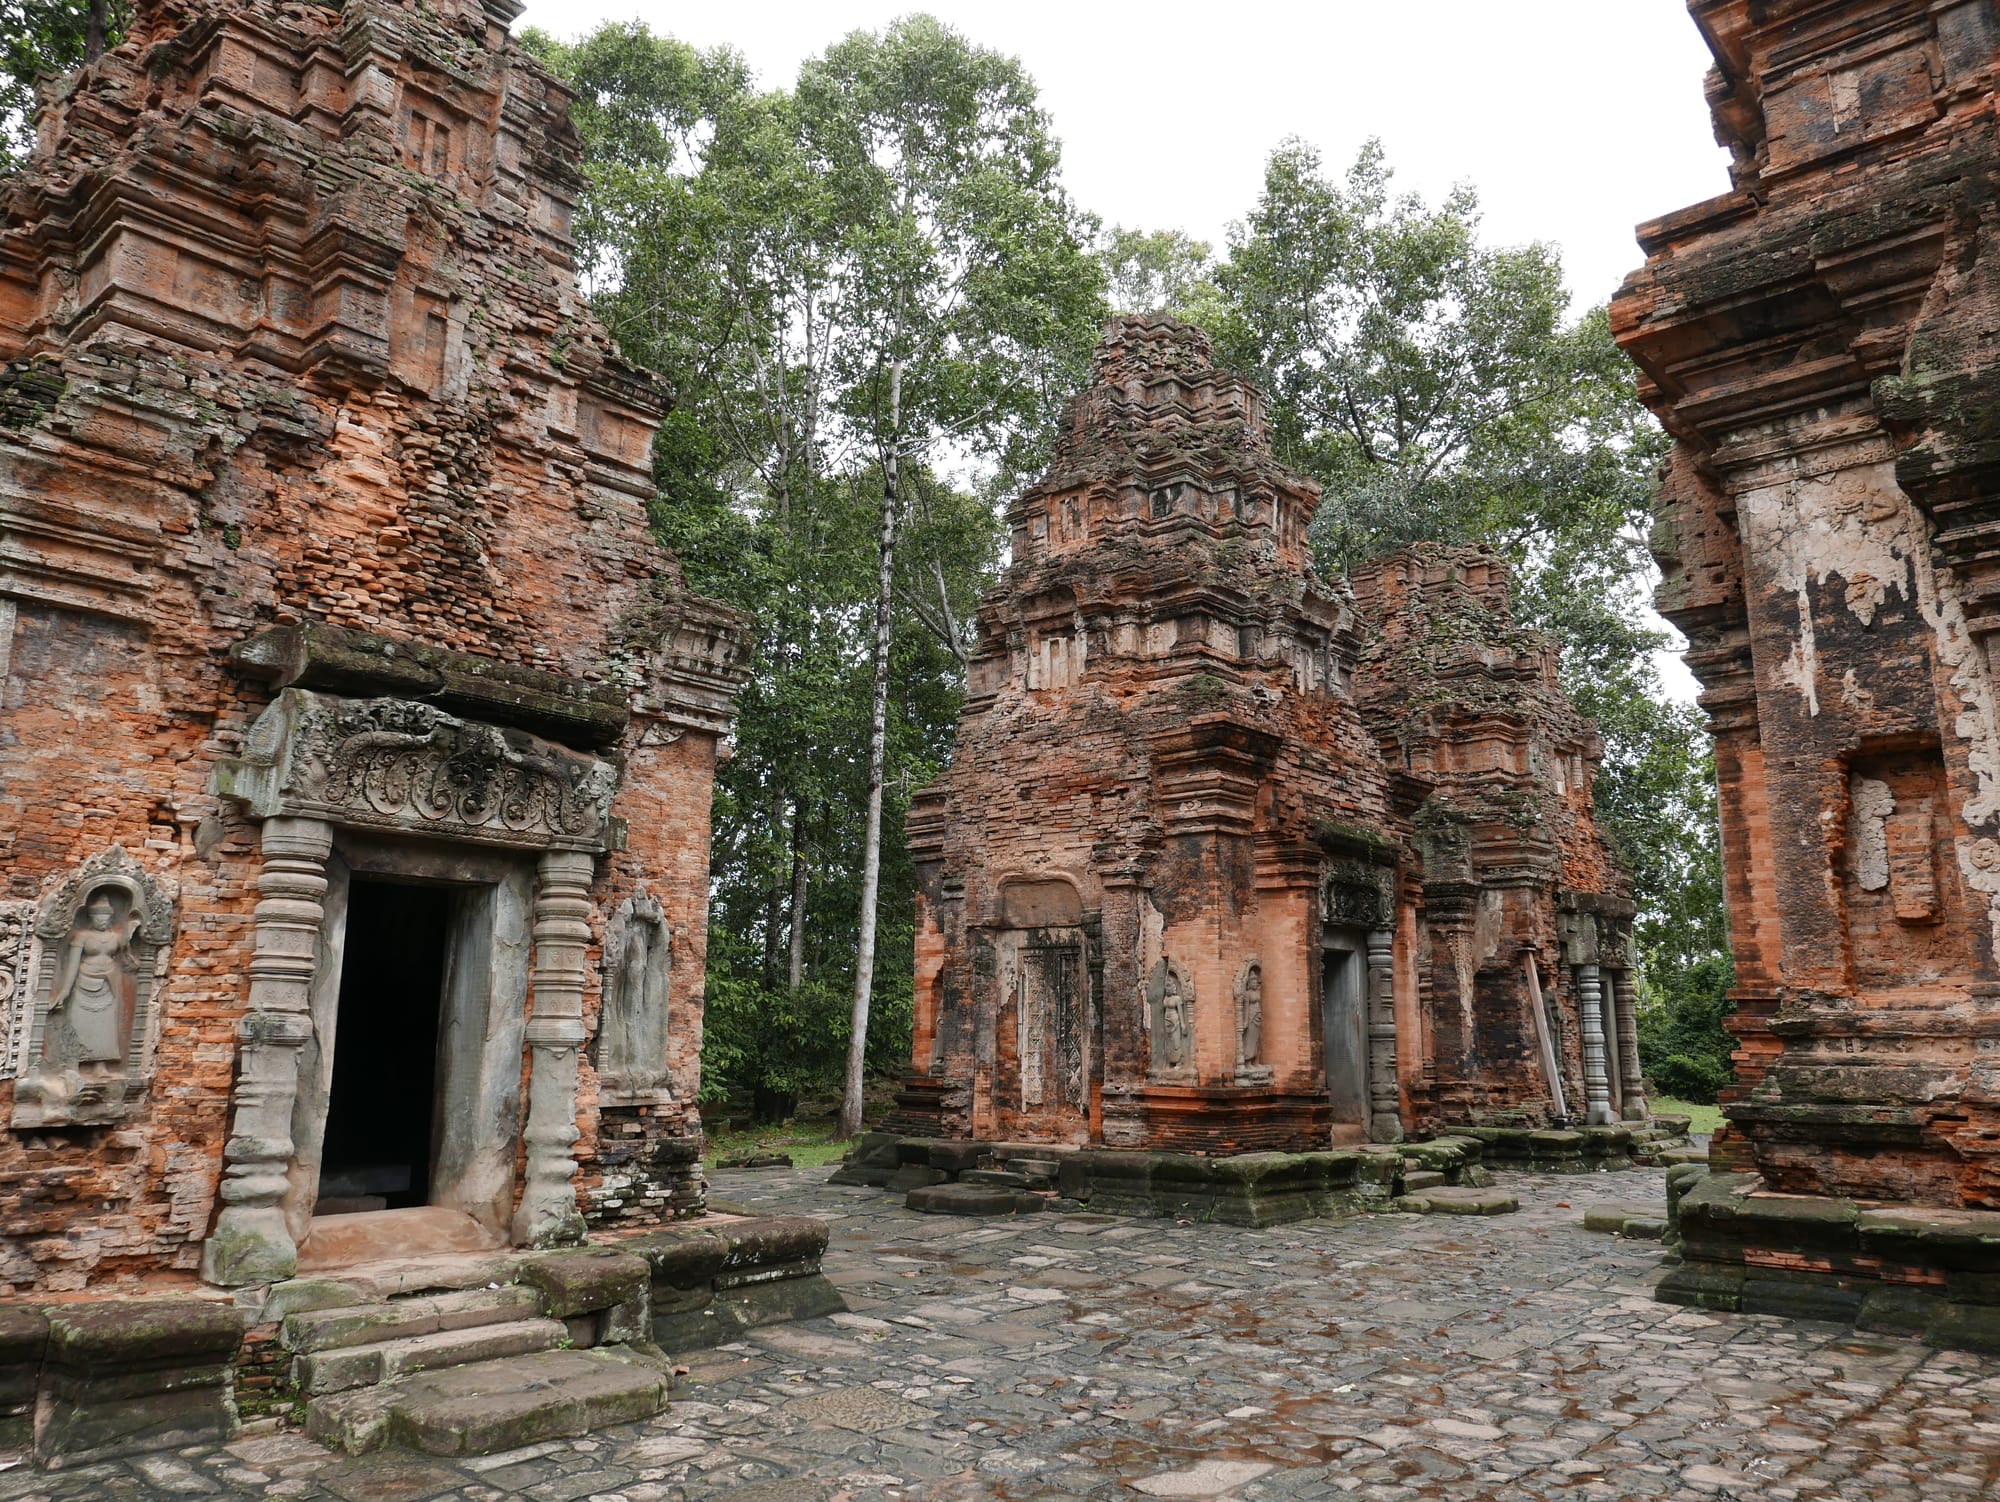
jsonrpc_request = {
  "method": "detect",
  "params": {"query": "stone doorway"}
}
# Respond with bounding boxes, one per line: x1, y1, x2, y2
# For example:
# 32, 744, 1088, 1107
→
285, 842, 535, 1269
1322, 933, 1368, 1143
317, 879, 450, 1214
1014, 931, 1089, 1138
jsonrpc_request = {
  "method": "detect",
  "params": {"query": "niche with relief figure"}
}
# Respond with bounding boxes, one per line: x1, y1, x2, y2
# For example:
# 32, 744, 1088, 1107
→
11, 848, 175, 1129
596, 890, 674, 1103
1843, 747, 1974, 991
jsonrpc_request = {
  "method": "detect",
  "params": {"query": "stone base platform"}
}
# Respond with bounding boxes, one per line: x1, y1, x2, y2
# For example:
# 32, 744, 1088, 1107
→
0, 1213, 841, 1470
833, 1132, 1654, 1227
1660, 1171, 2000, 1353
1458, 1117, 1690, 1171
631, 1212, 846, 1350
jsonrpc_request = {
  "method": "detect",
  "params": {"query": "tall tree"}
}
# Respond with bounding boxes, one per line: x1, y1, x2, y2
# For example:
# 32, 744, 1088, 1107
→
1098, 225, 1221, 320
794, 15, 1103, 1136
0, 0, 128, 168
532, 17, 1095, 1126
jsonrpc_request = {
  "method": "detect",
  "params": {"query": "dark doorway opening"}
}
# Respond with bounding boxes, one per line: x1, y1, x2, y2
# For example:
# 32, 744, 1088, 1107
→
319, 880, 449, 1213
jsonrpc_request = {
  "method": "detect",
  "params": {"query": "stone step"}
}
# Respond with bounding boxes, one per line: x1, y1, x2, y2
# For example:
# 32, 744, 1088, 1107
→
1582, 1202, 1669, 1239
1000, 1158, 1062, 1185
306, 1347, 670, 1457
297, 1317, 570, 1396
284, 1286, 546, 1354
1395, 1186, 1519, 1216
907, 1182, 1046, 1217
960, 1169, 1031, 1189
1400, 1170, 1447, 1193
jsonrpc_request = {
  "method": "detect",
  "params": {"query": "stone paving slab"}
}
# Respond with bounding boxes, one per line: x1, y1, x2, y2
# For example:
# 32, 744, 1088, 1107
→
3, 1166, 1998, 1499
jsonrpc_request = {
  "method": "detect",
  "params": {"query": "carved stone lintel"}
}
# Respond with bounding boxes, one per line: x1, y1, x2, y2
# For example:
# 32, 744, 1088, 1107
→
1322, 859, 1390, 931
515, 849, 591, 1248
215, 689, 618, 853
1578, 963, 1614, 1127
202, 817, 331, 1287
1365, 929, 1403, 1143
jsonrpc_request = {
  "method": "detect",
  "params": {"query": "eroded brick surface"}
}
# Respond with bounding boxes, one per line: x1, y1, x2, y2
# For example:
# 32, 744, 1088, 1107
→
0, 0, 745, 1292
1613, 1, 2000, 1208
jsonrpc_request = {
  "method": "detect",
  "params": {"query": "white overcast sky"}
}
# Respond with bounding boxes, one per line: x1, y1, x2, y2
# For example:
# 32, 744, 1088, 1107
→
514, 0, 1725, 693
515, 1, 1729, 308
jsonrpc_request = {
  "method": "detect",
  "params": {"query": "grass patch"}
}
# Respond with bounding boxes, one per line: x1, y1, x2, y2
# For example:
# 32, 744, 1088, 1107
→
1652, 1096, 1724, 1136
703, 1116, 851, 1171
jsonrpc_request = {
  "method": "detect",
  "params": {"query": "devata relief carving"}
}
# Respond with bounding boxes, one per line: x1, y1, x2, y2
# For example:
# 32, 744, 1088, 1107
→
1147, 960, 1194, 1078
904, 318, 1636, 1153
597, 891, 673, 1101
1237, 962, 1263, 1067
13, 849, 174, 1129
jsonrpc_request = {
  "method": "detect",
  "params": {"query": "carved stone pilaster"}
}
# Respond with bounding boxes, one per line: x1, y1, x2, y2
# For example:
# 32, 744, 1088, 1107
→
1578, 963, 1614, 1127
515, 849, 591, 1247
1613, 968, 1648, 1121
202, 817, 331, 1287
1365, 928, 1402, 1143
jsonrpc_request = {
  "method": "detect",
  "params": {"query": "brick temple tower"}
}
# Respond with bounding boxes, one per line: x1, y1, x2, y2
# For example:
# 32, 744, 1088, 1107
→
1614, 0, 2000, 1332
902, 318, 1645, 1158
0, 0, 749, 1294
906, 317, 1403, 1152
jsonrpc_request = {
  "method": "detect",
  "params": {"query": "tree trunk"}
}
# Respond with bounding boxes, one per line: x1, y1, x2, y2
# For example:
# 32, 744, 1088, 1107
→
838, 362, 903, 1140
786, 795, 809, 992
85, 0, 109, 63
761, 789, 785, 988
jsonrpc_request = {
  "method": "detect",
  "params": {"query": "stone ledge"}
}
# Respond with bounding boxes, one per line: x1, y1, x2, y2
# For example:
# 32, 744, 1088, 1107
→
32, 1298, 247, 1468
1658, 1172, 2000, 1352
833, 1129, 1662, 1225
233, 622, 629, 749
619, 1215, 843, 1353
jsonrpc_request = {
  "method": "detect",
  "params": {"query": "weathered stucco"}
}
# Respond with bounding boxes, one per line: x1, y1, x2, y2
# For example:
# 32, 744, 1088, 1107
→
1614, 0, 2000, 1208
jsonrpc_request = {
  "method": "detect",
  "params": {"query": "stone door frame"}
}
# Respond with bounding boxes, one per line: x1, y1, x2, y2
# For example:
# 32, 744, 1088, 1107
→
284, 837, 536, 1248
201, 688, 617, 1287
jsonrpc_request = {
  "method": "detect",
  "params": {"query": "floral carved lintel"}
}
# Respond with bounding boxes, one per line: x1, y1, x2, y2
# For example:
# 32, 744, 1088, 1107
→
1322, 857, 1392, 932
216, 689, 621, 852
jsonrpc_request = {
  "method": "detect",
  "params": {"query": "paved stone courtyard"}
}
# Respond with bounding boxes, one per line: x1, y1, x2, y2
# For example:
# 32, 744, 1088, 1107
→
7, 1166, 1999, 1502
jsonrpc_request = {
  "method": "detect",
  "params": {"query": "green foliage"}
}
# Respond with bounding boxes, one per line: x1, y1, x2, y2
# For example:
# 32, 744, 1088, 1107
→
0, 0, 127, 169
534, 16, 1090, 1104
539, 20, 1736, 1112
1098, 225, 1223, 323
